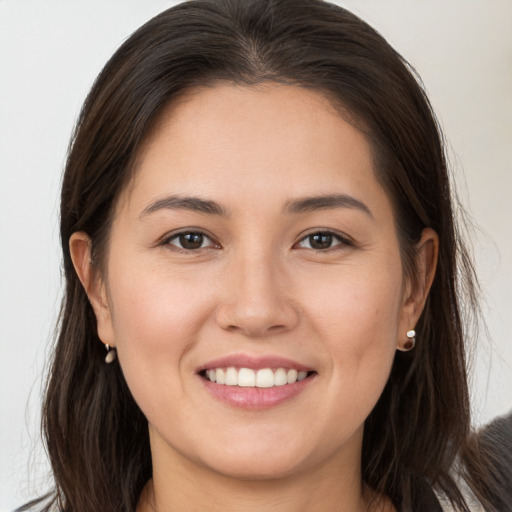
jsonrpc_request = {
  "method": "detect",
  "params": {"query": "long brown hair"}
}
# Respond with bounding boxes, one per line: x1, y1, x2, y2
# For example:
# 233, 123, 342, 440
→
20, 0, 484, 510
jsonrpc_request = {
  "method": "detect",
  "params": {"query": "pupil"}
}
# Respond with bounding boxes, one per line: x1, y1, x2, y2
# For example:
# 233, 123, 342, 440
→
180, 233, 203, 249
310, 233, 332, 249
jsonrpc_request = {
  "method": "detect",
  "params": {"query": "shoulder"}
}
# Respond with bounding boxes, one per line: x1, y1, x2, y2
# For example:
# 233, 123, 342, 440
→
463, 411, 512, 511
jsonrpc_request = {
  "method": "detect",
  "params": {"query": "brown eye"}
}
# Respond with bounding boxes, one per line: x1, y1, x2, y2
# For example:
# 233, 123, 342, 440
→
309, 233, 334, 249
297, 231, 348, 250
167, 231, 214, 250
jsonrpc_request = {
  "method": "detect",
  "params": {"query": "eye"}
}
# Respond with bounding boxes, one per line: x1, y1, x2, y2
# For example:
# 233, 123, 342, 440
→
164, 231, 218, 251
296, 231, 350, 251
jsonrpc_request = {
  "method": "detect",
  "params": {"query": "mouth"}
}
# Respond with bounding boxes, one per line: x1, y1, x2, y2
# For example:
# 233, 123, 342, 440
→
197, 355, 317, 409
199, 367, 315, 388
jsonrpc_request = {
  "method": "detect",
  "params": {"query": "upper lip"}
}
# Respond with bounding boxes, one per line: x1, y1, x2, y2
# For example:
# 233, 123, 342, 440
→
196, 354, 314, 373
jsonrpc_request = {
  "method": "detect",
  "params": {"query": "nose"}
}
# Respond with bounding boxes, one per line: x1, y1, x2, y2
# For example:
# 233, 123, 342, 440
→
215, 249, 300, 338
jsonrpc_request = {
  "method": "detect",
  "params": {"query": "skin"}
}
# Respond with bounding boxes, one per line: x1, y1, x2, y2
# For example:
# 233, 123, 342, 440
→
71, 83, 438, 512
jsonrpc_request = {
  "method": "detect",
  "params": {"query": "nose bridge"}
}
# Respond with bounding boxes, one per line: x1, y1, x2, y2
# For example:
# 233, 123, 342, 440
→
238, 246, 278, 302
215, 239, 298, 336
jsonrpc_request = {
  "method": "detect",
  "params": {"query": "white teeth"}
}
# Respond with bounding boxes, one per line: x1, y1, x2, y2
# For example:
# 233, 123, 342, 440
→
238, 368, 256, 387
286, 369, 298, 384
215, 368, 225, 384
204, 366, 311, 387
225, 367, 238, 386
256, 368, 274, 388
274, 368, 287, 386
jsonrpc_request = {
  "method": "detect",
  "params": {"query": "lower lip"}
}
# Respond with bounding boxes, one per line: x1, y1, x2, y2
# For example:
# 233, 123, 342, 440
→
200, 375, 315, 410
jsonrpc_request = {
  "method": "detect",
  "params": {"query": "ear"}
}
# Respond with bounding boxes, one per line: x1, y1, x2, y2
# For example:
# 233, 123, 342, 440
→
398, 228, 439, 349
69, 232, 116, 348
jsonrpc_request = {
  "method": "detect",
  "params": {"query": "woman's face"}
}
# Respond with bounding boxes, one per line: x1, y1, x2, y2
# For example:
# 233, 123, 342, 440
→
80, 83, 426, 480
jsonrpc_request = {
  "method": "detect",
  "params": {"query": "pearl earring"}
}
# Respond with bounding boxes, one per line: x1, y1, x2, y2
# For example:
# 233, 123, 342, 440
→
398, 329, 416, 352
105, 344, 117, 363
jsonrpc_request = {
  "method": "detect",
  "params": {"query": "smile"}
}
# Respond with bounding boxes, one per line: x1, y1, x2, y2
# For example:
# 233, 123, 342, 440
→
203, 367, 309, 388
197, 355, 316, 409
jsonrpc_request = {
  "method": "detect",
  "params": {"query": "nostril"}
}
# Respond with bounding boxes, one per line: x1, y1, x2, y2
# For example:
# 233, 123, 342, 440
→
214, 296, 300, 337
268, 324, 288, 332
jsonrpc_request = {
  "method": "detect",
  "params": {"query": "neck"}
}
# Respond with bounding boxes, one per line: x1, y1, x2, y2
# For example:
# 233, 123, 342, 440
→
139, 474, 369, 512
137, 433, 393, 512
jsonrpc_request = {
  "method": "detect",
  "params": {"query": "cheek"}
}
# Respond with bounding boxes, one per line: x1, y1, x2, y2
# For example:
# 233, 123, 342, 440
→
304, 262, 403, 345
301, 261, 402, 396
105, 264, 214, 401
109, 262, 211, 344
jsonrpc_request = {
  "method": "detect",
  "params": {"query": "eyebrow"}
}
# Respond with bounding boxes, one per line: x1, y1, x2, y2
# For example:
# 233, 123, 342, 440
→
139, 195, 228, 220
139, 193, 373, 220
283, 193, 373, 218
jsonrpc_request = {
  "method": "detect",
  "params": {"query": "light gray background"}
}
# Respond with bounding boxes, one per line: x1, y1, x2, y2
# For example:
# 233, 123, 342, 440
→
1, 1, 511, 509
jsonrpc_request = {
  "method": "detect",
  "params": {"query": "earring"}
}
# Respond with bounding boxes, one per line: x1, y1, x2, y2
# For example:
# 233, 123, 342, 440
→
398, 329, 416, 352
104, 344, 117, 364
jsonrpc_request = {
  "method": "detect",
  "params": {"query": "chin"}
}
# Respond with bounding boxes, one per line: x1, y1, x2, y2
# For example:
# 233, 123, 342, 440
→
201, 452, 309, 481
184, 430, 342, 482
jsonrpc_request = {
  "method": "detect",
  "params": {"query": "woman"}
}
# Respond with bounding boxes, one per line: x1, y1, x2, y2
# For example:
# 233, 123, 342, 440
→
16, 0, 501, 510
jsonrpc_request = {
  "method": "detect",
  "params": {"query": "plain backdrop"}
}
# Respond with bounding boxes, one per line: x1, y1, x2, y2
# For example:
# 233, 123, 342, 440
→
0, 1, 511, 509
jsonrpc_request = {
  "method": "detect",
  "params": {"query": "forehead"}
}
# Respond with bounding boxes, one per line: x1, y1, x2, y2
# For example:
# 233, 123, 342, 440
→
118, 83, 388, 218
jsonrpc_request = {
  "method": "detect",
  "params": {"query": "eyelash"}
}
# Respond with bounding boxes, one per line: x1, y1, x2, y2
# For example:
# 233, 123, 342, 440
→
295, 230, 353, 251
161, 230, 220, 253
161, 229, 354, 253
